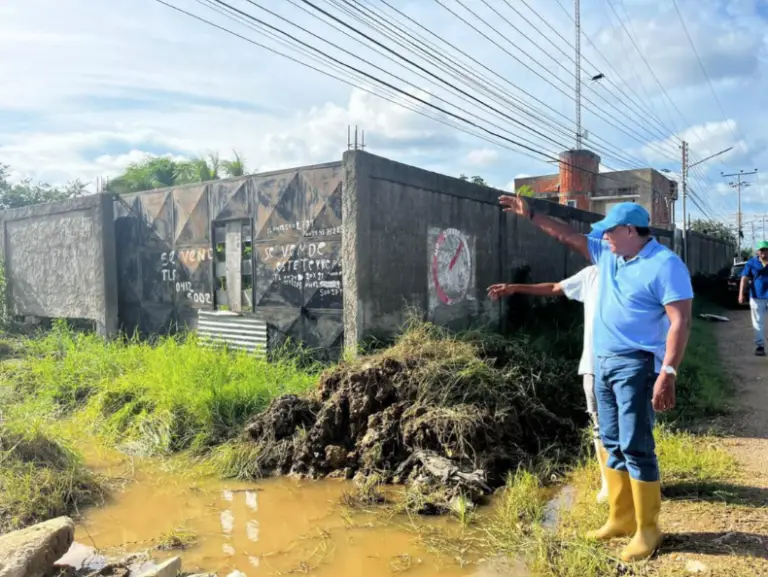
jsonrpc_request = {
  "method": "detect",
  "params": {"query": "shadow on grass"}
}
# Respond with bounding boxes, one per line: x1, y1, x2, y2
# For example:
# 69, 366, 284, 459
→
661, 531, 768, 560
663, 481, 768, 508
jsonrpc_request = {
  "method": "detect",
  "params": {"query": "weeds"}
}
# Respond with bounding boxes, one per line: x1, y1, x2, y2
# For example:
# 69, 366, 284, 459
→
0, 422, 105, 532
656, 426, 737, 484
666, 316, 732, 422
154, 527, 198, 551
2, 323, 320, 456
341, 474, 386, 508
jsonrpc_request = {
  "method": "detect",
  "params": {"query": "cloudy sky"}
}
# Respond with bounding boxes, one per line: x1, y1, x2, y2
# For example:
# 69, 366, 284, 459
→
1, 0, 767, 237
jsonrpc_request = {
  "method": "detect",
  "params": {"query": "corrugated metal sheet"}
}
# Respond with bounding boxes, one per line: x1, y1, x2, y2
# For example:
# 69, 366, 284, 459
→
197, 310, 267, 355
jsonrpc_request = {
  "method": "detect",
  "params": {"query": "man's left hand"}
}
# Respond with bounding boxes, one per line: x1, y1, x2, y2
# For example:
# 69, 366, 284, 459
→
652, 372, 676, 412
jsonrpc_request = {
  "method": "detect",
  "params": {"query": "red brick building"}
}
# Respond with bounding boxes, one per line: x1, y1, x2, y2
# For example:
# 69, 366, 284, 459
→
514, 150, 678, 228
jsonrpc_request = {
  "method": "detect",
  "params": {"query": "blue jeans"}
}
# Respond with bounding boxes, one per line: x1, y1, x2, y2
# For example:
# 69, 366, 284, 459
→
595, 352, 659, 482
751, 299, 767, 347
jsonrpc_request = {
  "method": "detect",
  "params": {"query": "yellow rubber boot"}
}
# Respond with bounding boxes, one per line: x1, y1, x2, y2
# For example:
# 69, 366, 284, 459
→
586, 463, 636, 540
621, 479, 662, 561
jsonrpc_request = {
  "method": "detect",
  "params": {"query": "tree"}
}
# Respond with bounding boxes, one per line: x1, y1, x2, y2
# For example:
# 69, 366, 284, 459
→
516, 184, 534, 197
689, 219, 737, 246
739, 248, 754, 261
0, 164, 86, 210
459, 174, 488, 186
221, 150, 249, 178
108, 151, 249, 194
107, 157, 177, 194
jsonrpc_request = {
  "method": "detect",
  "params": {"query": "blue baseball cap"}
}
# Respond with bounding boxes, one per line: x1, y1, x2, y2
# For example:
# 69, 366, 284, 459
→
588, 229, 604, 239
590, 202, 650, 233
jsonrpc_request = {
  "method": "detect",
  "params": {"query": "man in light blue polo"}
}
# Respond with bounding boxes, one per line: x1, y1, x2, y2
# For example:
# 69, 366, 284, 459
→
498, 196, 694, 562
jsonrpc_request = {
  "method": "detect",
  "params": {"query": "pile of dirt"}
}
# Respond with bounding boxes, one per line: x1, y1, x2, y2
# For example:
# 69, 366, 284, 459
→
243, 326, 579, 512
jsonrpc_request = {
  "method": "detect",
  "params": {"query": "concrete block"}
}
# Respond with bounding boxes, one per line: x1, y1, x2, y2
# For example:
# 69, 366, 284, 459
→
136, 556, 181, 577
0, 517, 75, 577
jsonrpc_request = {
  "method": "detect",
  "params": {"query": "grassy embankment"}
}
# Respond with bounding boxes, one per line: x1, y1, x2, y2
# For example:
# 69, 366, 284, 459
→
0, 326, 319, 531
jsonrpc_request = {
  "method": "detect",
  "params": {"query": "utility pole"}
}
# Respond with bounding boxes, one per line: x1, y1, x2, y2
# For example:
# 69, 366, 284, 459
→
672, 144, 731, 263
722, 169, 758, 255
574, 0, 582, 149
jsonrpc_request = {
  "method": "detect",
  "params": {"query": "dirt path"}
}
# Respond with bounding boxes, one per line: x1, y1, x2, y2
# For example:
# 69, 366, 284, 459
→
651, 311, 768, 577
717, 310, 768, 477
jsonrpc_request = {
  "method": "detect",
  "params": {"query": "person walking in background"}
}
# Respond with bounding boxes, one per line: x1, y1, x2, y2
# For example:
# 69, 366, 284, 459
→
487, 259, 609, 504
497, 196, 693, 562
740, 241, 768, 356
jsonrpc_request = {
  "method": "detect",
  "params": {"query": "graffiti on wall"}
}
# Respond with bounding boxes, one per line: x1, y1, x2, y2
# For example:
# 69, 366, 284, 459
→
159, 249, 213, 306
428, 227, 475, 313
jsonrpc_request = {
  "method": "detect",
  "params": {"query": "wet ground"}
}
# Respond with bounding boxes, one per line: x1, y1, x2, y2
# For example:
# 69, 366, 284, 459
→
68, 447, 483, 577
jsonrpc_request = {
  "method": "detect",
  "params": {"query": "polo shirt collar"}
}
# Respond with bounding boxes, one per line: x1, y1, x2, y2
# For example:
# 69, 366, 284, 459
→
620, 238, 658, 264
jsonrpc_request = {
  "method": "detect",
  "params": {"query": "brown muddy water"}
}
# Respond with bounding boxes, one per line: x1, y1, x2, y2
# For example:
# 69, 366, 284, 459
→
70, 447, 497, 577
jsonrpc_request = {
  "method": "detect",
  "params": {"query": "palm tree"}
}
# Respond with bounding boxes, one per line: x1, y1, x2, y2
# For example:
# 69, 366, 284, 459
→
108, 157, 177, 194
175, 154, 220, 185
221, 150, 248, 178
108, 151, 250, 193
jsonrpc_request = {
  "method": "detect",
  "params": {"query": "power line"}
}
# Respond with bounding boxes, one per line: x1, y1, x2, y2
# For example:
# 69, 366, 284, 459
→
156, 0, 682, 198
549, 0, 682, 141
323, 0, 659, 170
603, 0, 730, 164
669, 0, 739, 143
495, 0, 679, 147
363, 0, 666, 169
435, 0, 682, 162
223, 0, 575, 153
154, 0, 593, 170
156, 0, 733, 224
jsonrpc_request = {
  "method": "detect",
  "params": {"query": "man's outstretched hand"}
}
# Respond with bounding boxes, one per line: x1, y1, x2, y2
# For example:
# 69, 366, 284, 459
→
487, 284, 516, 301
499, 194, 528, 217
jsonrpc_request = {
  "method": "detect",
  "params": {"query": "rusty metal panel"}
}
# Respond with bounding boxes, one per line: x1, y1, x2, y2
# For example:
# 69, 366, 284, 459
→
197, 310, 267, 355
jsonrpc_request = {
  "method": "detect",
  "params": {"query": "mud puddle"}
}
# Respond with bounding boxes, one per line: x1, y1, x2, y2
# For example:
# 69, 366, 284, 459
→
72, 449, 481, 577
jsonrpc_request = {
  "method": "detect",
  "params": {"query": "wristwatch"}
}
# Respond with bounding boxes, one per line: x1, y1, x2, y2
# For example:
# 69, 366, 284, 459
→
661, 365, 677, 377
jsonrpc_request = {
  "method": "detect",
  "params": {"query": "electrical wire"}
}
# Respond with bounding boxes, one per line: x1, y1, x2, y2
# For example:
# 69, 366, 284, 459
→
547, 0, 682, 141
156, 0, 678, 196
481, 0, 678, 148
324, 0, 658, 171
669, 0, 738, 142
215, 0, 574, 155
434, 0, 683, 163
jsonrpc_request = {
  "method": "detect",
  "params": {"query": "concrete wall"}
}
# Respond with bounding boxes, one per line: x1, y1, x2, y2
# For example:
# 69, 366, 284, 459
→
0, 194, 118, 335
342, 151, 603, 348
687, 231, 733, 276
343, 151, 732, 349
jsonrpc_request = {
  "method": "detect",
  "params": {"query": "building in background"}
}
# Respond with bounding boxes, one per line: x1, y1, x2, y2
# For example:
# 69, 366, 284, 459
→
514, 150, 678, 228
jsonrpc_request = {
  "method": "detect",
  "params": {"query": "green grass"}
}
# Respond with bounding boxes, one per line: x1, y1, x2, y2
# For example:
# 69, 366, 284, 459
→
0, 421, 105, 532
472, 427, 738, 577
1, 323, 320, 456
656, 426, 737, 484
666, 315, 732, 422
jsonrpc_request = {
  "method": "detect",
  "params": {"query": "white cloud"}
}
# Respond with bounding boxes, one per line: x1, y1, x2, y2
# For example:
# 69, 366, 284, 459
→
466, 148, 500, 167
0, 0, 765, 224
638, 119, 747, 166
